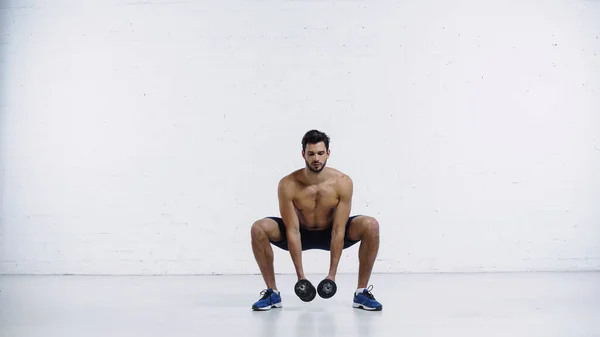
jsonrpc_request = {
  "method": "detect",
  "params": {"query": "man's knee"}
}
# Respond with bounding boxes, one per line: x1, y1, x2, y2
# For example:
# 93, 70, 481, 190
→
364, 217, 380, 237
349, 216, 380, 241
251, 218, 281, 242
251, 219, 268, 239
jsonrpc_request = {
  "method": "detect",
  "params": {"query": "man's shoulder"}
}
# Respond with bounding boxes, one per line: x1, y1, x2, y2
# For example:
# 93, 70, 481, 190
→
277, 170, 302, 200
325, 169, 352, 199
277, 169, 302, 191
328, 168, 352, 185
279, 169, 302, 183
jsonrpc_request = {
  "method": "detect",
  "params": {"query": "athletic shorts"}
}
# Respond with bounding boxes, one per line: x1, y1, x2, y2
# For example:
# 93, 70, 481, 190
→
266, 215, 362, 251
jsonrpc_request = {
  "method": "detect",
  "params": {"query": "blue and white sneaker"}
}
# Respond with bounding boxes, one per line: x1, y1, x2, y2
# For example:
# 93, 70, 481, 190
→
252, 288, 282, 311
353, 285, 383, 311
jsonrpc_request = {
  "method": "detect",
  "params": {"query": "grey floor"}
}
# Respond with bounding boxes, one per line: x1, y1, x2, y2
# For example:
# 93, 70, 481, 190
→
1, 272, 599, 337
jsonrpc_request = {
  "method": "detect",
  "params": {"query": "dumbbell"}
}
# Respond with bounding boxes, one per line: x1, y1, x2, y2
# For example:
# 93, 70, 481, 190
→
294, 279, 316, 302
317, 278, 337, 299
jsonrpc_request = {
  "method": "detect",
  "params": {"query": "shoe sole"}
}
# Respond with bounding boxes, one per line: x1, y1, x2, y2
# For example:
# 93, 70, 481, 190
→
252, 303, 283, 311
353, 303, 382, 311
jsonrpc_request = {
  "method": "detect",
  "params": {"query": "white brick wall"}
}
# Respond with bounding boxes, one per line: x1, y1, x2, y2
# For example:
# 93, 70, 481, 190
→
1, 0, 599, 275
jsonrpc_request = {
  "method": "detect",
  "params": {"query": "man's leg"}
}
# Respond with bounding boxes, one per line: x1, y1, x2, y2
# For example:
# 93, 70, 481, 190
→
346, 215, 383, 311
346, 216, 380, 288
250, 218, 284, 290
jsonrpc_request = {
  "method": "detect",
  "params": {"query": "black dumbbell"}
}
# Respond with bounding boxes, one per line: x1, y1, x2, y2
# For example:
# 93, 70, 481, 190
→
294, 279, 316, 302
317, 279, 337, 299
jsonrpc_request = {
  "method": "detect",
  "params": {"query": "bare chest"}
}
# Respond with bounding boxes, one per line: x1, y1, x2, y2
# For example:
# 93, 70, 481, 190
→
293, 185, 339, 211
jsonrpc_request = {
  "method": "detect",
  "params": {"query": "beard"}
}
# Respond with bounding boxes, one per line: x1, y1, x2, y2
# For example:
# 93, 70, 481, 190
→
306, 159, 326, 173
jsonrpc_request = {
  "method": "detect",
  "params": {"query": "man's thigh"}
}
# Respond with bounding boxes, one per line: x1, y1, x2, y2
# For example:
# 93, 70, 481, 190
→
263, 217, 288, 250
345, 215, 380, 243
343, 215, 364, 248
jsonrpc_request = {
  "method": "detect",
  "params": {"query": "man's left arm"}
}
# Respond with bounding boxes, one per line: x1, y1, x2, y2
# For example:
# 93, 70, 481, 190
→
327, 175, 353, 281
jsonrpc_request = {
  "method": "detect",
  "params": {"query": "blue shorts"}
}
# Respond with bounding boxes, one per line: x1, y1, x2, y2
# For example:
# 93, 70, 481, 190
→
266, 215, 362, 251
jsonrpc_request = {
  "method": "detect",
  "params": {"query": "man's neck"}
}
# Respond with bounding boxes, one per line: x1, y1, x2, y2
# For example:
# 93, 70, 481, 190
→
303, 167, 327, 185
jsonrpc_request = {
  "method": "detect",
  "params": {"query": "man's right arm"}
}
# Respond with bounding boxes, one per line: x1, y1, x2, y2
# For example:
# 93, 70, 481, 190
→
278, 178, 305, 281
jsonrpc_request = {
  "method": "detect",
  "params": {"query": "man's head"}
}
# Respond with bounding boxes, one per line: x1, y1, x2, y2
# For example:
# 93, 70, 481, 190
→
301, 130, 330, 173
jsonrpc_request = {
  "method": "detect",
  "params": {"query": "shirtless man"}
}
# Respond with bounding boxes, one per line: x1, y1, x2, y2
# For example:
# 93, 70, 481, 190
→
250, 130, 383, 311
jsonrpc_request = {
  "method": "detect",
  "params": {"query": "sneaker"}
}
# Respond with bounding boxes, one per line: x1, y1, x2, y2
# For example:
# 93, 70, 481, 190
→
353, 285, 383, 311
252, 288, 282, 311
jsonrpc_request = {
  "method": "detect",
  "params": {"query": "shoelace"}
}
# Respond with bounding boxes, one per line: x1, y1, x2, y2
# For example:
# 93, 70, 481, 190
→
363, 285, 375, 299
259, 289, 273, 300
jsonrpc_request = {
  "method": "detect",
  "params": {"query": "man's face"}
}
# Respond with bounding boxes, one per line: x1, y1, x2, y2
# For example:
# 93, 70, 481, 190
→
303, 142, 329, 173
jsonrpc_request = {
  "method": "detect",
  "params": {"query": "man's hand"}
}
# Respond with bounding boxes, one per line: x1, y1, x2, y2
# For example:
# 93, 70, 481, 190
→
328, 175, 353, 280
278, 177, 305, 280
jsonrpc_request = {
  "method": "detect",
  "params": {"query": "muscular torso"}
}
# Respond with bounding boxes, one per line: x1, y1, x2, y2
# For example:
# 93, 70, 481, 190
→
289, 169, 343, 230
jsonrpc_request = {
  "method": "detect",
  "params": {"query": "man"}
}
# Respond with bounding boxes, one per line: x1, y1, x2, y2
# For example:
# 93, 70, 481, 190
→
250, 129, 382, 311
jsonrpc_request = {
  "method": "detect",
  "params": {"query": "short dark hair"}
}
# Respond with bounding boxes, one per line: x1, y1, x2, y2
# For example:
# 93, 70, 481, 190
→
302, 129, 330, 151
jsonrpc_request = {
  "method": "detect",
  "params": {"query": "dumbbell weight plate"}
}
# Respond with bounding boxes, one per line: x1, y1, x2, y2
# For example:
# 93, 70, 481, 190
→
294, 279, 316, 302
317, 279, 337, 299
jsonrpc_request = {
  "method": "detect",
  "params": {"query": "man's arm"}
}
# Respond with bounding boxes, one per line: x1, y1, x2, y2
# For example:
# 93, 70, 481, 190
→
278, 178, 306, 281
327, 175, 353, 280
